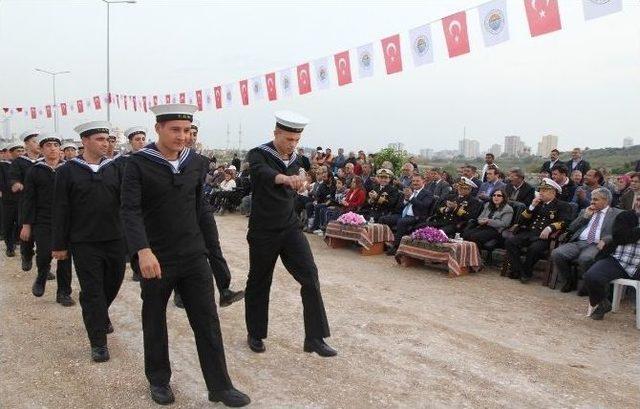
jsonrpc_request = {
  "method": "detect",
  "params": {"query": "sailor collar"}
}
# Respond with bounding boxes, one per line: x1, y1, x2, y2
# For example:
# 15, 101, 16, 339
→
258, 142, 298, 169
135, 143, 194, 174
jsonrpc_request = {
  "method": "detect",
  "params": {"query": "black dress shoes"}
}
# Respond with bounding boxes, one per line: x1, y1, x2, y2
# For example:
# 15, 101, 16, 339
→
5, 249, 15, 257
22, 257, 33, 272
32, 280, 45, 297
220, 289, 245, 307
56, 294, 76, 307
209, 388, 251, 407
106, 320, 114, 334
303, 338, 337, 357
560, 280, 576, 293
150, 384, 175, 405
519, 275, 532, 284
46, 271, 56, 280
91, 346, 110, 362
247, 335, 265, 353
173, 293, 184, 309
590, 298, 612, 320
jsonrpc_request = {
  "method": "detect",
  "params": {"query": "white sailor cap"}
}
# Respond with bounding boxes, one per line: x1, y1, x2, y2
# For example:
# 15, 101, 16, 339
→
37, 133, 62, 147
20, 130, 40, 142
458, 177, 478, 189
227, 165, 236, 171
540, 177, 562, 193
7, 140, 24, 151
74, 121, 112, 138
150, 103, 198, 123
275, 110, 309, 133
0, 144, 7, 152
124, 126, 147, 140
376, 168, 394, 178
191, 119, 200, 130
61, 141, 78, 151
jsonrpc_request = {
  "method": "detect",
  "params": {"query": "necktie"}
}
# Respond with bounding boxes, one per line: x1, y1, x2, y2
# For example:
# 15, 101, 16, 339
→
402, 192, 416, 217
586, 211, 602, 244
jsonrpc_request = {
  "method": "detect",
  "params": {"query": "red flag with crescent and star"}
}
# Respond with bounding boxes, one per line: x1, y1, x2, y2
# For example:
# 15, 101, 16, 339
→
524, 0, 561, 37
214, 86, 222, 109
334, 50, 352, 86
93, 96, 102, 110
239, 80, 249, 105
76, 100, 84, 113
45, 105, 52, 118
381, 34, 403, 75
442, 12, 470, 58
195, 90, 203, 111
297, 63, 312, 95
265, 72, 277, 101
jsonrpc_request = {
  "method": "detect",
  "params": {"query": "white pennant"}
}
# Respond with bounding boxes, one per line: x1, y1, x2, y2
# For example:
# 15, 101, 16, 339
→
357, 43, 374, 78
583, 0, 622, 20
278, 68, 293, 97
250, 76, 265, 100
313, 57, 331, 90
409, 24, 434, 67
478, 0, 510, 47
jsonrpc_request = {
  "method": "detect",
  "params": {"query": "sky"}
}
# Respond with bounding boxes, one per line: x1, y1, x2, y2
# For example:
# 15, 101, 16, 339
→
0, 0, 638, 154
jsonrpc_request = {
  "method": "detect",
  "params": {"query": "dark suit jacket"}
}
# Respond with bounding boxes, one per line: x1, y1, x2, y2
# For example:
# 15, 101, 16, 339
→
618, 189, 635, 211
566, 159, 590, 175
401, 188, 434, 219
426, 179, 452, 199
541, 160, 562, 174
567, 207, 622, 243
299, 155, 311, 172
505, 181, 535, 207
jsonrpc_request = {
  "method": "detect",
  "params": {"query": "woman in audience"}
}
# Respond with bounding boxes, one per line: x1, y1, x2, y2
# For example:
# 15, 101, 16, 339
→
463, 187, 514, 244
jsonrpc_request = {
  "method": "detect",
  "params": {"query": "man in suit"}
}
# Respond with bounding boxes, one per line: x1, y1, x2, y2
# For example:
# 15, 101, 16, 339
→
462, 165, 482, 197
551, 164, 576, 202
551, 188, 621, 293
566, 147, 590, 180
296, 148, 311, 171
425, 167, 452, 200
360, 163, 375, 192
477, 166, 506, 201
505, 168, 535, 206
618, 172, 639, 211
540, 149, 561, 174
480, 153, 499, 183
379, 173, 434, 255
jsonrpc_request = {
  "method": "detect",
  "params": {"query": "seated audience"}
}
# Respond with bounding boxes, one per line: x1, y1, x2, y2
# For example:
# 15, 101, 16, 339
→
613, 173, 631, 206
361, 168, 400, 222
505, 178, 570, 283
477, 166, 506, 201
571, 170, 583, 187
619, 172, 640, 211
461, 165, 482, 197
551, 188, 622, 293
425, 167, 452, 200
572, 169, 604, 210
551, 164, 576, 202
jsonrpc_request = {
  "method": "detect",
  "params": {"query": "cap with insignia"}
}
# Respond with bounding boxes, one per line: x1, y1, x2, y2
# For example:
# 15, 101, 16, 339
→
457, 177, 478, 189
275, 110, 309, 133
191, 119, 200, 130
376, 168, 394, 177
539, 177, 562, 193
74, 121, 112, 138
7, 141, 24, 151
20, 130, 40, 142
37, 132, 62, 147
61, 142, 78, 151
150, 103, 198, 123
124, 126, 147, 140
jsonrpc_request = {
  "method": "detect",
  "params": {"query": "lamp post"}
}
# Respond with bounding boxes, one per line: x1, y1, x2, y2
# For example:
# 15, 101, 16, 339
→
103, 0, 136, 122
35, 68, 71, 132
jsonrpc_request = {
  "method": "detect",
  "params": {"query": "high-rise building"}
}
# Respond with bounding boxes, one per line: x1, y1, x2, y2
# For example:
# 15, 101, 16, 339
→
536, 134, 559, 156
489, 144, 502, 157
504, 135, 521, 157
459, 138, 480, 158
388, 142, 405, 152
419, 149, 433, 159
623, 137, 634, 148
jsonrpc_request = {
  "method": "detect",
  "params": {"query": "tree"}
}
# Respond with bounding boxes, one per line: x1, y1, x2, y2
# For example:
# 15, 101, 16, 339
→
372, 147, 408, 172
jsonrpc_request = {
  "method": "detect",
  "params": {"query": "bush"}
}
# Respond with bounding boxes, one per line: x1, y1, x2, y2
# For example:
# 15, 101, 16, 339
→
372, 147, 408, 172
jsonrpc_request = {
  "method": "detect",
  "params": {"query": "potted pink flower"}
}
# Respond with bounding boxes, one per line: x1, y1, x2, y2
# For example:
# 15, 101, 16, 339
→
336, 212, 366, 226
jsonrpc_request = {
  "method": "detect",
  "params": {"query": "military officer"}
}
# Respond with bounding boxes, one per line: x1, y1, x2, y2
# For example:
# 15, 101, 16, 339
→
245, 110, 335, 358
428, 177, 482, 237
52, 121, 125, 362
505, 178, 570, 283
363, 168, 400, 222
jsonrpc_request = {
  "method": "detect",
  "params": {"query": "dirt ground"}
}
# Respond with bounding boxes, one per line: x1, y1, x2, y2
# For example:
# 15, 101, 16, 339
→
1, 214, 638, 408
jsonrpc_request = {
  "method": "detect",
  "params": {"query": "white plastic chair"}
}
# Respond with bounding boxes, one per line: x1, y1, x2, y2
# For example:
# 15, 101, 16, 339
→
611, 278, 640, 330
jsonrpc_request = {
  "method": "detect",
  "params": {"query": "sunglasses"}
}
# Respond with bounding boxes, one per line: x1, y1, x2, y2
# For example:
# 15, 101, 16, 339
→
492, 194, 504, 197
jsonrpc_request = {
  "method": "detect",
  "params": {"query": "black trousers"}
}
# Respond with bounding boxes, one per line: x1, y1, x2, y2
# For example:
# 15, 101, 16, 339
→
583, 256, 631, 307
462, 225, 502, 247
379, 214, 420, 248
33, 224, 72, 296
2, 202, 18, 251
504, 230, 550, 278
141, 255, 232, 392
17, 202, 34, 261
71, 239, 125, 347
204, 216, 231, 292
245, 226, 330, 340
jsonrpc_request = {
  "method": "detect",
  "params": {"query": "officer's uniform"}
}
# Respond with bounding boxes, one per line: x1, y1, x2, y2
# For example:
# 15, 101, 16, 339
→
9, 130, 41, 268
428, 178, 482, 237
245, 111, 330, 343
120, 104, 235, 393
505, 178, 570, 280
22, 134, 72, 300
52, 121, 125, 352
363, 169, 400, 222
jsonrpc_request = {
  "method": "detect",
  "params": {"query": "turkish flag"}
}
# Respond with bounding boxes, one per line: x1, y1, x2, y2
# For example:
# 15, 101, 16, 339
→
214, 86, 222, 109
179, 92, 186, 103
442, 12, 470, 58
297, 63, 312, 95
163, 94, 169, 104
93, 96, 102, 110
524, 0, 562, 37
123, 96, 128, 111
76, 100, 84, 113
265, 72, 277, 101
116, 95, 121, 109
381, 34, 403, 75
45, 105, 52, 118
107, 93, 113, 104
2, 108, 8, 113
239, 80, 249, 105
334, 50, 352, 86
16, 107, 23, 113
142, 96, 148, 112
29, 107, 37, 119
195, 90, 203, 111
60, 103, 67, 116
153, 95, 158, 106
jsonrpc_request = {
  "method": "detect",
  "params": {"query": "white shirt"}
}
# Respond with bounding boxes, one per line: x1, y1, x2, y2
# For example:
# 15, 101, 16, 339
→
168, 159, 179, 172
88, 164, 100, 172
579, 207, 608, 242
404, 187, 423, 217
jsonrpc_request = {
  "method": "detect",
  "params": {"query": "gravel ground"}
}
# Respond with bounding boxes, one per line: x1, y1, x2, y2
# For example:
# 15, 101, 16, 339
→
1, 214, 639, 408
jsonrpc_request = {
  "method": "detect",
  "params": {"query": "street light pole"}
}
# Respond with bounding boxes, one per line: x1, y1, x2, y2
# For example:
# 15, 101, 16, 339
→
102, 0, 136, 122
35, 68, 71, 133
